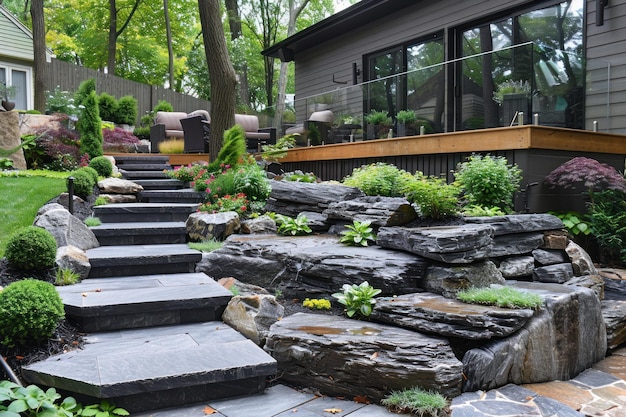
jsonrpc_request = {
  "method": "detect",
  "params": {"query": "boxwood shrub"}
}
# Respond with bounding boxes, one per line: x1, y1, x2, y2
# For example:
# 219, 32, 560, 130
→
5, 226, 57, 271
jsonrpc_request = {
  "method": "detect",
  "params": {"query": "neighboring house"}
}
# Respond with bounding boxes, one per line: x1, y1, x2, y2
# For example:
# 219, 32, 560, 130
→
264, 0, 626, 135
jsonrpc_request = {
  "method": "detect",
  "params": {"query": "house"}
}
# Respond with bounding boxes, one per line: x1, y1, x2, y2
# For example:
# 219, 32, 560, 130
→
263, 0, 626, 134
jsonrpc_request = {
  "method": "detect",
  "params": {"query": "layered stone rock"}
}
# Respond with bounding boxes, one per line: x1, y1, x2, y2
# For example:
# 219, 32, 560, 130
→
424, 261, 505, 298
240, 215, 277, 234
186, 211, 240, 241
498, 256, 535, 279
323, 196, 418, 227
462, 282, 606, 392
264, 180, 364, 217
601, 300, 626, 351
197, 234, 428, 297
372, 292, 534, 339
376, 224, 494, 264
55, 245, 91, 279
533, 263, 574, 284
489, 232, 545, 258
464, 214, 564, 235
265, 313, 463, 400
223, 294, 284, 346
98, 177, 143, 194
566, 241, 598, 276
34, 203, 100, 250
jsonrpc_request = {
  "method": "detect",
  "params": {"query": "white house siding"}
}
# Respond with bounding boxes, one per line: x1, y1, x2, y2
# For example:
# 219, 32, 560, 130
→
293, 0, 626, 135
0, 6, 34, 62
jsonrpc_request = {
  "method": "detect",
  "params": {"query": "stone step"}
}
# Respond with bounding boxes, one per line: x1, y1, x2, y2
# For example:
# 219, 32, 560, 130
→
90, 222, 187, 245
22, 322, 277, 413
133, 179, 187, 190
114, 155, 170, 165
119, 163, 172, 171
93, 202, 199, 223
58, 273, 232, 332
121, 170, 170, 180
138, 189, 205, 204
87, 244, 202, 278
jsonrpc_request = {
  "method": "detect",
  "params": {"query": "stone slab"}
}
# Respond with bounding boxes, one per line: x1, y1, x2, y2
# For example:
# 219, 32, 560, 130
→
93, 202, 199, 222
464, 214, 563, 236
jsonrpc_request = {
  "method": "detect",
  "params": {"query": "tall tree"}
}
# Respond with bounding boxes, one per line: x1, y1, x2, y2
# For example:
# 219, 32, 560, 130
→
30, 0, 47, 113
107, 0, 142, 75
198, 0, 237, 160
163, 0, 174, 88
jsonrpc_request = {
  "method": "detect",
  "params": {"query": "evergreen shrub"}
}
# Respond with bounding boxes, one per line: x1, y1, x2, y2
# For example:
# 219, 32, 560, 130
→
98, 93, 118, 122
71, 166, 98, 198
78, 91, 104, 158
116, 95, 138, 125
89, 155, 113, 177
5, 226, 57, 271
0, 279, 65, 347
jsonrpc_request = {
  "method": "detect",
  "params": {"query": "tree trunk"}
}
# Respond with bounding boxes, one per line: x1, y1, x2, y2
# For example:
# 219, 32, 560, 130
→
30, 0, 47, 113
480, 25, 498, 128
108, 0, 117, 74
164, 0, 174, 89
198, 0, 237, 161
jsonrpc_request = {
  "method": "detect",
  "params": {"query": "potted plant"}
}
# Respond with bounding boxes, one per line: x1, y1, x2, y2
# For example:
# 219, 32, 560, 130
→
364, 110, 392, 139
0, 82, 16, 111
493, 80, 531, 126
396, 109, 417, 136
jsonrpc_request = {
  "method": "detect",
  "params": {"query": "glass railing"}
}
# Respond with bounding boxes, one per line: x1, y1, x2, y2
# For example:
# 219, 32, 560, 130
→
259, 42, 606, 144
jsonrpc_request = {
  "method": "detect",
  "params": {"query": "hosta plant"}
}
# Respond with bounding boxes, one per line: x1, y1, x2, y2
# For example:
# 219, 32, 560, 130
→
340, 220, 376, 246
332, 281, 382, 318
276, 214, 312, 236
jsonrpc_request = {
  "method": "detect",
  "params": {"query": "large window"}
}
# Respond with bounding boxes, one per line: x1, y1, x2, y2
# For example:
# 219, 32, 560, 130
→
0, 63, 31, 111
365, 33, 445, 133
457, 0, 584, 130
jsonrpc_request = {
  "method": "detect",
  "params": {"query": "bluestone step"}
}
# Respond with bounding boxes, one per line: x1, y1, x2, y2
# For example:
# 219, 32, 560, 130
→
89, 222, 187, 245
133, 179, 186, 190
58, 273, 232, 332
87, 244, 202, 277
121, 169, 170, 180
138, 189, 205, 203
114, 155, 170, 165
93, 202, 199, 223
118, 163, 171, 171
22, 322, 277, 413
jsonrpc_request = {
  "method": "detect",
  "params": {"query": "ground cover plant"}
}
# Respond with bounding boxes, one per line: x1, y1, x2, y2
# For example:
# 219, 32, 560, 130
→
332, 281, 382, 318
382, 387, 449, 417
456, 286, 543, 310
340, 220, 376, 246
342, 162, 411, 197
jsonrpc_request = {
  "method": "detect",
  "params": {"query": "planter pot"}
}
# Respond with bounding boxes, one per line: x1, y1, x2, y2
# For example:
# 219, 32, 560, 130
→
502, 94, 529, 126
1, 100, 15, 111
367, 124, 391, 140
397, 123, 416, 137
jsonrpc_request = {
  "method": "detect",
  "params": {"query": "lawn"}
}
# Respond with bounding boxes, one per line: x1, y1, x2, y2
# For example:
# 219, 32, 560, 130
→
0, 171, 70, 257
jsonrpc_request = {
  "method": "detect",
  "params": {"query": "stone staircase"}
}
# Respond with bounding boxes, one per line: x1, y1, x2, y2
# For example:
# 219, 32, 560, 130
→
22, 155, 277, 414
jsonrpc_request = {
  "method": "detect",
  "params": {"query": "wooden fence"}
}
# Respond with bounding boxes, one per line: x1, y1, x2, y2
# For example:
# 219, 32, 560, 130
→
44, 59, 211, 125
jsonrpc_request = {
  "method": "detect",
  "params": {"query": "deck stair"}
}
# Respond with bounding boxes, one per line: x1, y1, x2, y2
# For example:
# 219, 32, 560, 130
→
22, 155, 276, 413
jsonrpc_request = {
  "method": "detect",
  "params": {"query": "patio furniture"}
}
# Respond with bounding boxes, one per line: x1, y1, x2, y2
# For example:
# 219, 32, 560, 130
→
150, 110, 210, 153
285, 110, 334, 146
234, 113, 277, 152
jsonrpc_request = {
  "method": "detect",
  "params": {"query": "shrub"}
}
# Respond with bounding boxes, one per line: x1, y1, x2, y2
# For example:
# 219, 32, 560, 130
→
211, 124, 247, 171
587, 189, 626, 265
233, 163, 271, 202
0, 279, 65, 347
31, 121, 81, 171
340, 220, 376, 246
5, 226, 57, 271
116, 95, 138, 125
462, 205, 507, 217
402, 173, 459, 219
342, 162, 411, 197
78, 91, 104, 158
74, 78, 96, 108
89, 155, 113, 177
153, 100, 174, 113
457, 285, 543, 309
454, 154, 522, 212
332, 281, 381, 318
543, 157, 626, 194
98, 92, 118, 122
382, 387, 449, 416
283, 171, 317, 183
46, 86, 77, 115
70, 166, 97, 198
364, 110, 392, 126
167, 162, 208, 183
103, 127, 142, 153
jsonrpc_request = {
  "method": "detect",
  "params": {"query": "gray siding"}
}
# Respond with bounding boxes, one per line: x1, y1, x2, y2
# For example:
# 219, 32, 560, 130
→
294, 0, 626, 135
0, 6, 33, 62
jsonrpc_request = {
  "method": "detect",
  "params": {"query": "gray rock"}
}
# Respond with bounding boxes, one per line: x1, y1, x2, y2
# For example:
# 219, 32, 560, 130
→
34, 204, 100, 250
299, 211, 330, 232
464, 214, 563, 236
462, 282, 606, 391
99, 194, 137, 204
372, 292, 534, 339
265, 313, 463, 399
196, 234, 428, 298
222, 294, 284, 346
489, 232, 545, 258
499, 256, 535, 278
377, 224, 494, 264
543, 230, 569, 250
97, 177, 143, 194
217, 277, 270, 296
323, 196, 418, 226
599, 268, 626, 297
532, 248, 567, 266
533, 263, 574, 284
602, 299, 626, 351
55, 245, 91, 280
185, 211, 240, 241
265, 180, 364, 217
566, 240, 598, 276
565, 275, 604, 300
424, 261, 505, 298
240, 215, 277, 234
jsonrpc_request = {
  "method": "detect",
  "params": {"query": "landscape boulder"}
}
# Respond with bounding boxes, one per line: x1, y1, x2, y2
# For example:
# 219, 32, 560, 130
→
0, 111, 26, 169
186, 211, 240, 241
240, 215, 277, 234
323, 196, 418, 227
424, 260, 505, 298
34, 203, 99, 250
222, 294, 284, 346
97, 177, 143, 194
55, 245, 91, 280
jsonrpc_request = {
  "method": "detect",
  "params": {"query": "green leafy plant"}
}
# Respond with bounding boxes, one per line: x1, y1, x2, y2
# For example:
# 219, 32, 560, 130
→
152, 99, 173, 113
46, 86, 77, 115
302, 298, 332, 310
230, 285, 240, 296
167, 162, 208, 183
454, 154, 522, 212
283, 171, 317, 183
364, 110, 392, 126
332, 281, 382, 318
276, 214, 312, 236
0, 279, 65, 347
261, 134, 296, 162
0, 380, 80, 417
382, 387, 449, 417
456, 285, 543, 310
462, 205, 507, 217
342, 162, 411, 197
115, 95, 138, 125
550, 211, 592, 236
76, 400, 129, 416
199, 193, 249, 216
78, 91, 104, 159
5, 226, 57, 271
70, 166, 97, 199
396, 109, 417, 124
0, 158, 14, 170
188, 239, 223, 252
97, 93, 118, 122
340, 220, 376, 246
402, 173, 459, 219
55, 267, 81, 286
89, 155, 113, 177
493, 79, 531, 104
84, 216, 102, 227
233, 163, 271, 202
587, 189, 626, 265
210, 124, 247, 171
94, 196, 108, 206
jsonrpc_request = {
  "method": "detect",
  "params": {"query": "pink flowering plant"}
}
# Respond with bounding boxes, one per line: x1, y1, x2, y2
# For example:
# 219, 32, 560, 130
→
199, 193, 249, 216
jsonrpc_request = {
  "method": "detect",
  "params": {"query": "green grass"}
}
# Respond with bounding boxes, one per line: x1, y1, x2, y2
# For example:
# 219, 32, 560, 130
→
0, 172, 69, 257
456, 285, 543, 310
188, 239, 223, 253
382, 387, 448, 416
